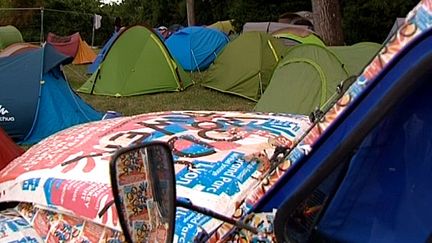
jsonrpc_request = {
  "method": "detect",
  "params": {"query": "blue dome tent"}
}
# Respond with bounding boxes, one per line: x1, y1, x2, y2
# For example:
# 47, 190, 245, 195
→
165, 26, 229, 72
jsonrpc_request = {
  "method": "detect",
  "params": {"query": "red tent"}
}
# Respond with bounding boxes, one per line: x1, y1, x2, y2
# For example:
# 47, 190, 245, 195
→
47, 32, 80, 57
0, 128, 24, 170
47, 32, 96, 64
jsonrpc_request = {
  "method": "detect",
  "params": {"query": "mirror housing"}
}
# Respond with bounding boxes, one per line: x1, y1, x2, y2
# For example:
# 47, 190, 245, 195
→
110, 142, 176, 243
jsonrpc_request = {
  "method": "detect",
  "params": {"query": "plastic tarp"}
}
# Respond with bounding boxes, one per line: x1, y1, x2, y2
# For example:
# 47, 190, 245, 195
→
0, 25, 23, 50
78, 25, 192, 97
202, 32, 287, 101
166, 26, 229, 71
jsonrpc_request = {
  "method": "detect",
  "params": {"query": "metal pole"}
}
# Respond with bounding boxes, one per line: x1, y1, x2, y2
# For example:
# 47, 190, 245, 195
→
0, 7, 41, 11
40, 7, 44, 44
91, 25, 95, 48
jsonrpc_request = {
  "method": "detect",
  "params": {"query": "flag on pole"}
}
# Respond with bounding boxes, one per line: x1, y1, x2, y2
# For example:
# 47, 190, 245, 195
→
94, 14, 102, 30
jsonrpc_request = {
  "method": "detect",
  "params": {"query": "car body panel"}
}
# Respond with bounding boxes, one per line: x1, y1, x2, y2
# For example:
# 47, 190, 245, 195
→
0, 111, 310, 242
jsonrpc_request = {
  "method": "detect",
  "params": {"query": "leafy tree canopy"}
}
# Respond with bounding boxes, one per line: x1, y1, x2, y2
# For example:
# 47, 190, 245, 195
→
0, 0, 420, 45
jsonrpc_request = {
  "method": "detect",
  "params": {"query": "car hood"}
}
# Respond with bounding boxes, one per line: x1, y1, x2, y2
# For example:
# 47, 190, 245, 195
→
0, 111, 310, 242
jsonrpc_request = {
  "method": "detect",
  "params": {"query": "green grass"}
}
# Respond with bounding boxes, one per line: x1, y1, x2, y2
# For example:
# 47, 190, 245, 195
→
63, 64, 255, 116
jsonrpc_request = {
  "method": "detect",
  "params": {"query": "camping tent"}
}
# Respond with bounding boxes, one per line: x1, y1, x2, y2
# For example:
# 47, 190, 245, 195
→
47, 32, 96, 64
272, 26, 325, 46
165, 26, 229, 71
0, 25, 23, 50
47, 32, 80, 57
208, 20, 236, 35
243, 22, 310, 34
0, 42, 39, 57
87, 31, 121, 74
78, 25, 192, 97
0, 44, 102, 144
279, 11, 314, 26
255, 43, 380, 115
0, 127, 24, 171
255, 44, 349, 115
72, 39, 96, 64
328, 42, 381, 75
202, 32, 287, 101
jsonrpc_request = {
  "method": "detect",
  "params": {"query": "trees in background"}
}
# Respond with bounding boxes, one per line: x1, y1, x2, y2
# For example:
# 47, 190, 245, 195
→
0, 0, 112, 44
186, 0, 195, 26
342, 0, 418, 44
312, 0, 344, 45
0, 0, 420, 45
228, 0, 311, 31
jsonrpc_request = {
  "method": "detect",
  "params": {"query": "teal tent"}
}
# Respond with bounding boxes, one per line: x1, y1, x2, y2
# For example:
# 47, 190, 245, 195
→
0, 44, 102, 144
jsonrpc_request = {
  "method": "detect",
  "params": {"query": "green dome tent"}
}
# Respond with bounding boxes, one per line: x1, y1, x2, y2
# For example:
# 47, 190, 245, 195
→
0, 25, 23, 50
255, 43, 380, 115
272, 26, 325, 47
328, 42, 381, 75
78, 25, 192, 97
202, 32, 287, 101
255, 44, 349, 115
208, 20, 235, 35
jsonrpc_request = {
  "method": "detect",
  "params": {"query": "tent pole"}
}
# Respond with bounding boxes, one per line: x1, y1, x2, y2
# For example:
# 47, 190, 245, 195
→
40, 7, 44, 44
91, 25, 95, 48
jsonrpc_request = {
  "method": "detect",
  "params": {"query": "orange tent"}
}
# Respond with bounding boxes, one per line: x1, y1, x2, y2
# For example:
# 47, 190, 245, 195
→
72, 39, 97, 64
47, 32, 96, 65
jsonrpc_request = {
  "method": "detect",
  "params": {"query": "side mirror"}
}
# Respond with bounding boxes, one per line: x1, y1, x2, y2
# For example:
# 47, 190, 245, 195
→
110, 142, 176, 243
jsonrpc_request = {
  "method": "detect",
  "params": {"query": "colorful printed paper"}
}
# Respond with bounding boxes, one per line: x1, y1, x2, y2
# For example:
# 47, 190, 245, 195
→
0, 111, 310, 242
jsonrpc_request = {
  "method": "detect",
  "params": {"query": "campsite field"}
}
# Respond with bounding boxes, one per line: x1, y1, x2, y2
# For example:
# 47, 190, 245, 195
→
64, 64, 255, 116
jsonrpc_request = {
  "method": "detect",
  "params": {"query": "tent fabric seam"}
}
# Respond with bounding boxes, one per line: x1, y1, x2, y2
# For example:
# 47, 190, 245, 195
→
279, 57, 328, 108
285, 43, 350, 76
149, 34, 182, 89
